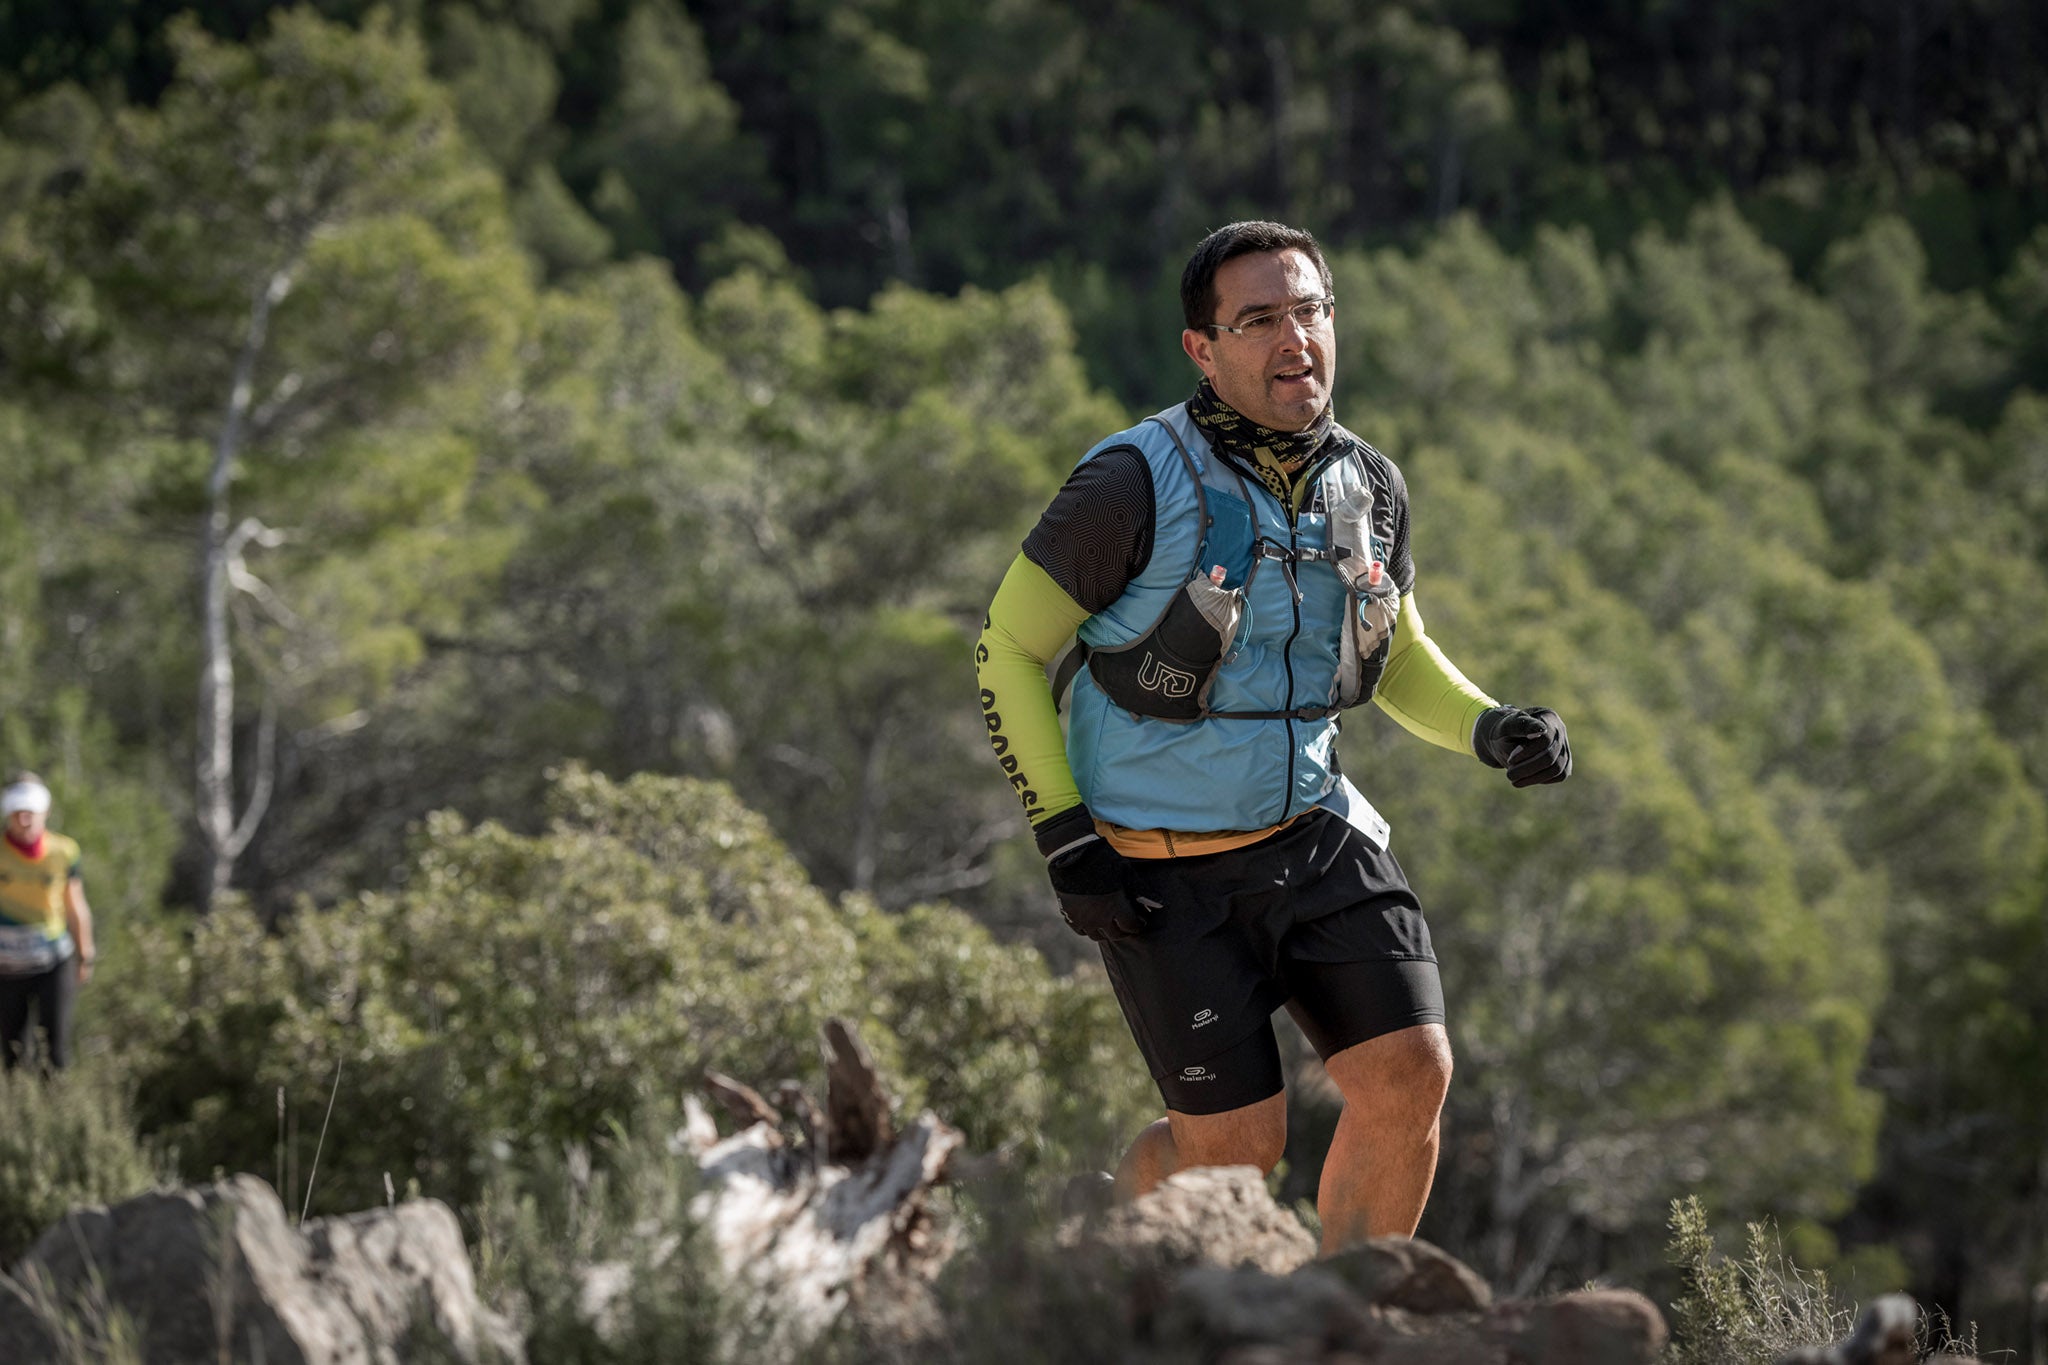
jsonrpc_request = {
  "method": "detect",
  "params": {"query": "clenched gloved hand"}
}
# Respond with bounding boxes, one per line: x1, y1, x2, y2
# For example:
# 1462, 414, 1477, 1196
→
1473, 705, 1573, 787
1034, 804, 1158, 942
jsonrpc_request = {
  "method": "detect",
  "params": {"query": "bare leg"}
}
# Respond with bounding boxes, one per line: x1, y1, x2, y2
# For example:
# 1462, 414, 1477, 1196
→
1113, 1117, 1178, 1199
1114, 1091, 1288, 1202
1316, 1023, 1453, 1255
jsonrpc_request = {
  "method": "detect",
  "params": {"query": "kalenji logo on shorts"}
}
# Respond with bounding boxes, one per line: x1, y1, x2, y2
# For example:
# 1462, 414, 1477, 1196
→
1181, 1065, 1215, 1081
1192, 1008, 1217, 1030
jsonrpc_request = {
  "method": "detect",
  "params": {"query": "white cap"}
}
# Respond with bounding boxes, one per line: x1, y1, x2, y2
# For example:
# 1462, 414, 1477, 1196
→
1, 781, 51, 815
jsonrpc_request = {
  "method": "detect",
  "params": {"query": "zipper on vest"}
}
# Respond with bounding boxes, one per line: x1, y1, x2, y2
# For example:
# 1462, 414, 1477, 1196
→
1278, 521, 1305, 825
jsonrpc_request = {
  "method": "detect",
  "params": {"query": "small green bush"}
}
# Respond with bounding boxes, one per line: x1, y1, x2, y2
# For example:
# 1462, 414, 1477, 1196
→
1663, 1195, 1989, 1363
0, 1260, 145, 1365
844, 894, 1155, 1171
1665, 1194, 1855, 1365
901, 1173, 1139, 1365
473, 1112, 756, 1365
0, 1064, 164, 1266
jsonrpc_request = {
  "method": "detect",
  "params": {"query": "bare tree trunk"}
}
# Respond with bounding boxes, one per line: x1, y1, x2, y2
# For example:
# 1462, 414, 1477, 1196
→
1266, 34, 1295, 211
1433, 127, 1463, 221
849, 720, 889, 894
1484, 1082, 1529, 1283
196, 267, 291, 910
879, 170, 917, 286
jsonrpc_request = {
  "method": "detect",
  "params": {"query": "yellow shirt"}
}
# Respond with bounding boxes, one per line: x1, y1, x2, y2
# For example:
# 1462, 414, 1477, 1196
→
0, 833, 81, 939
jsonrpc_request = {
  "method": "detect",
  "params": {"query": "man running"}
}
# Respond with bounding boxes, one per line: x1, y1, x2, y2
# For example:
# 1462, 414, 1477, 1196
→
976, 220, 1571, 1253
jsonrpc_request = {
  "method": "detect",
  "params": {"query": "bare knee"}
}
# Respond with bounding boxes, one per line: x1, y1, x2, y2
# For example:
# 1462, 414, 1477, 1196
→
1328, 1024, 1453, 1116
1168, 1091, 1288, 1174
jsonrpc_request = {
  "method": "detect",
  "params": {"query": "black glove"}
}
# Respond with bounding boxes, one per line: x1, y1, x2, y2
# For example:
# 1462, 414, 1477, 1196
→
1035, 805, 1157, 942
1473, 705, 1572, 787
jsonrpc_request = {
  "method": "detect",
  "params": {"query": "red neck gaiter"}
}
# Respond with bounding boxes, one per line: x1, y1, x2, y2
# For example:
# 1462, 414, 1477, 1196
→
4, 831, 47, 860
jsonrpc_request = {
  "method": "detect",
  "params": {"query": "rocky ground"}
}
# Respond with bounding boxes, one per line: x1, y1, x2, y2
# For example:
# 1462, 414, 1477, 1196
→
0, 1020, 2008, 1364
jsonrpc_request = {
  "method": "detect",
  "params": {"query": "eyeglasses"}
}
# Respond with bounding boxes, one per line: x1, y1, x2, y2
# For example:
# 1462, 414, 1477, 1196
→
1207, 296, 1334, 338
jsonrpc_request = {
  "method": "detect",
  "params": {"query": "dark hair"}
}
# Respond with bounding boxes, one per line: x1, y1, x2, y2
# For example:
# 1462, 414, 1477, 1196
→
1181, 221, 1333, 331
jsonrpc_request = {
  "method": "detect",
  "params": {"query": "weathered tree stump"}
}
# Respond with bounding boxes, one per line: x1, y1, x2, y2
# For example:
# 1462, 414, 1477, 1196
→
586, 1017, 960, 1360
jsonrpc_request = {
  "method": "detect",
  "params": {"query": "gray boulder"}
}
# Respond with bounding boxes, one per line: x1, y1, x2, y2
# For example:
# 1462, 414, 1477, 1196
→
1155, 1263, 1377, 1354
1075, 1171, 1666, 1365
0, 1174, 520, 1365
1320, 1236, 1492, 1314
1085, 1165, 1319, 1277
1499, 1287, 1671, 1365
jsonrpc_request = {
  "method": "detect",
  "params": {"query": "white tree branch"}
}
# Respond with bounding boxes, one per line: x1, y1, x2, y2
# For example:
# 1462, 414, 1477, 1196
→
222, 690, 278, 863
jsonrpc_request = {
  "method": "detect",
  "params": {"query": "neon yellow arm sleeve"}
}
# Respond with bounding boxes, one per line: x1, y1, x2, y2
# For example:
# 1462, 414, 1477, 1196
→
1373, 591, 1498, 755
976, 553, 1091, 827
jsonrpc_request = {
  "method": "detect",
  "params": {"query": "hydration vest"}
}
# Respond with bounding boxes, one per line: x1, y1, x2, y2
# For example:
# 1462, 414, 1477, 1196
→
1057, 404, 1402, 833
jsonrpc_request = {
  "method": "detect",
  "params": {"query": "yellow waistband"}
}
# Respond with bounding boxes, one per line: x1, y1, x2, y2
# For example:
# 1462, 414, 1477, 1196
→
1094, 815, 1299, 860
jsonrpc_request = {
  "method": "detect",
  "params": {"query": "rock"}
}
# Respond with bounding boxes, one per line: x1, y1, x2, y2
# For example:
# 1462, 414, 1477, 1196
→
1155, 1264, 1375, 1352
1155, 1258, 1511, 1365
1506, 1288, 1668, 1365
1058, 1170, 1117, 1221
1216, 1347, 1314, 1365
1061, 1167, 1671, 1365
1089, 1166, 1318, 1276
0, 1174, 518, 1365
1320, 1236, 1492, 1313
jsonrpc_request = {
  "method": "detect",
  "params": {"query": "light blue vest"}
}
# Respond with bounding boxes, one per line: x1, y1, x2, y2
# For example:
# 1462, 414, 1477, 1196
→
1067, 404, 1386, 833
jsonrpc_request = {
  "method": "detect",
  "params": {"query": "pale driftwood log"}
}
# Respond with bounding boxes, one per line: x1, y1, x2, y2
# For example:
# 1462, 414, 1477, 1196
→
823, 1016, 893, 1161
772, 1080, 825, 1155
587, 1018, 959, 1360
703, 1070, 783, 1137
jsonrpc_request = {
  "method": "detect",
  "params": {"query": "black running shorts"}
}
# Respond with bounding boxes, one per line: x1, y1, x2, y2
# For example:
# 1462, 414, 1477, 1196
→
1097, 808, 1445, 1116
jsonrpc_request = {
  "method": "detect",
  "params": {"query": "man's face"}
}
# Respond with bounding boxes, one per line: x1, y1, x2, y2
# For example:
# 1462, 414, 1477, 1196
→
1180, 248, 1335, 433
6, 808, 43, 843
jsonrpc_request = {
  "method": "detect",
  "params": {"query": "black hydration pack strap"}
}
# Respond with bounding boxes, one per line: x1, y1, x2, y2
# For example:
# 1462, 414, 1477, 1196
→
1052, 411, 1215, 717
1203, 703, 1339, 722
1050, 638, 1090, 713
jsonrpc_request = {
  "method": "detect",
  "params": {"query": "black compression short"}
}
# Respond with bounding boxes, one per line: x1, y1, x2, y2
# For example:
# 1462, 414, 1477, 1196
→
1097, 808, 1445, 1115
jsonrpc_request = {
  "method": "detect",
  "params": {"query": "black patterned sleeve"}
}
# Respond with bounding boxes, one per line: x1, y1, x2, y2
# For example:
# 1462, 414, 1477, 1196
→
1382, 455, 1415, 596
1021, 446, 1155, 614
1354, 440, 1415, 596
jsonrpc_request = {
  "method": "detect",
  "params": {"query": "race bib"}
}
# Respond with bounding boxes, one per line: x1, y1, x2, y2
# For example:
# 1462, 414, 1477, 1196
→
1316, 776, 1392, 853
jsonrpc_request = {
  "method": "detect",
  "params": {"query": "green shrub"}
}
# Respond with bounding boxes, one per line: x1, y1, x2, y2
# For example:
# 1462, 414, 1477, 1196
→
844, 895, 1155, 1170
472, 1113, 754, 1365
807, 1169, 1137, 1365
1665, 1194, 1855, 1365
101, 768, 1150, 1216
0, 1064, 164, 1266
1662, 1196, 1989, 1363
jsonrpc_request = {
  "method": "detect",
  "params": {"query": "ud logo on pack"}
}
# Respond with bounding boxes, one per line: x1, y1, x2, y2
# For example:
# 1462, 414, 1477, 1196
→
1137, 652, 1197, 698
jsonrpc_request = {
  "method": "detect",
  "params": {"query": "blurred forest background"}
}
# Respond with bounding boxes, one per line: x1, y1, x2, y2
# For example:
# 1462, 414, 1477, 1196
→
1, 0, 2046, 1352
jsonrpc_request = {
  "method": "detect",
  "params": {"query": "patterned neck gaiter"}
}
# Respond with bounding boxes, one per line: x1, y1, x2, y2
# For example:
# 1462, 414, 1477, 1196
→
1185, 379, 1339, 517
